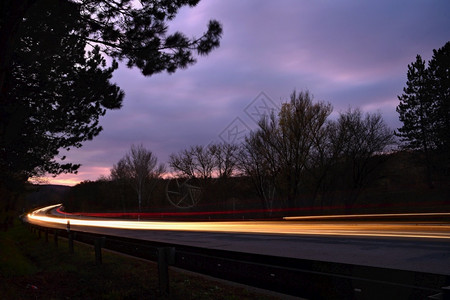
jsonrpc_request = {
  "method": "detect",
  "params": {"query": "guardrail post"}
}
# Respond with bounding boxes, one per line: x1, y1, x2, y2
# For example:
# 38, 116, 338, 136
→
45, 228, 48, 242
68, 232, 74, 254
37, 228, 41, 239
443, 286, 450, 300
54, 229, 58, 247
157, 247, 175, 296
66, 221, 74, 253
95, 237, 105, 265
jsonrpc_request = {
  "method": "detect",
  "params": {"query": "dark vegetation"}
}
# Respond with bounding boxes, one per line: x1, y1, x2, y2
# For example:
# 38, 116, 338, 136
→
396, 41, 450, 187
0, 221, 280, 299
57, 150, 449, 220
25, 185, 70, 209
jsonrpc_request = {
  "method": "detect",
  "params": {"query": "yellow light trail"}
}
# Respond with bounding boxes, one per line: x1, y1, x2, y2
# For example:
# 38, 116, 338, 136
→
284, 212, 450, 220
26, 205, 450, 240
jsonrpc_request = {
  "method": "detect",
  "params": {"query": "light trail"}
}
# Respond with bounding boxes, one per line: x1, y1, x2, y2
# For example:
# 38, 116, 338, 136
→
26, 204, 450, 240
284, 212, 450, 220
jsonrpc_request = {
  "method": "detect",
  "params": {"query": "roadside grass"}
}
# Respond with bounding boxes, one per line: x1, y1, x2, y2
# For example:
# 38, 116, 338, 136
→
0, 222, 281, 299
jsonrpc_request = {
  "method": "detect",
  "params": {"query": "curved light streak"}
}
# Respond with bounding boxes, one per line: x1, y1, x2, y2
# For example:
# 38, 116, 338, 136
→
26, 204, 450, 239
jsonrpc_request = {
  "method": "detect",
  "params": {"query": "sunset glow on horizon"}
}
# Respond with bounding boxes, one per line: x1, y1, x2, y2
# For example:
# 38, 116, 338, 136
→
32, 166, 112, 186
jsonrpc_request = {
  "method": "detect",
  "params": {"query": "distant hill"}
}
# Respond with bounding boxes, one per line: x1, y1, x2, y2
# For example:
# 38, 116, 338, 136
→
24, 184, 71, 210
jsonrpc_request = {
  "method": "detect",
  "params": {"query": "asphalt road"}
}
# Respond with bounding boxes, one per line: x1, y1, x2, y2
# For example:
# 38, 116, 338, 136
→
26, 205, 450, 276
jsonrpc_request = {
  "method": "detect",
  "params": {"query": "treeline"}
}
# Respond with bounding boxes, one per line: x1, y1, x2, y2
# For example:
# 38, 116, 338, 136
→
63, 90, 447, 217
166, 91, 395, 212
396, 41, 450, 186
63, 152, 449, 218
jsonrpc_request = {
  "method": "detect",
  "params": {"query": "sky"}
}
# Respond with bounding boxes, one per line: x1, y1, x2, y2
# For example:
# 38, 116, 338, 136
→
41, 0, 450, 186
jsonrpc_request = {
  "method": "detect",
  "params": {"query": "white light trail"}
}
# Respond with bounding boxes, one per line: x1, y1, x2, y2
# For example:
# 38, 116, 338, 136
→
284, 212, 450, 220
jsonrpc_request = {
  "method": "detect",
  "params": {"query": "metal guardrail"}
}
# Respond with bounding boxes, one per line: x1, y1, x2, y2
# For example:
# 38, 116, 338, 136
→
25, 222, 450, 299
